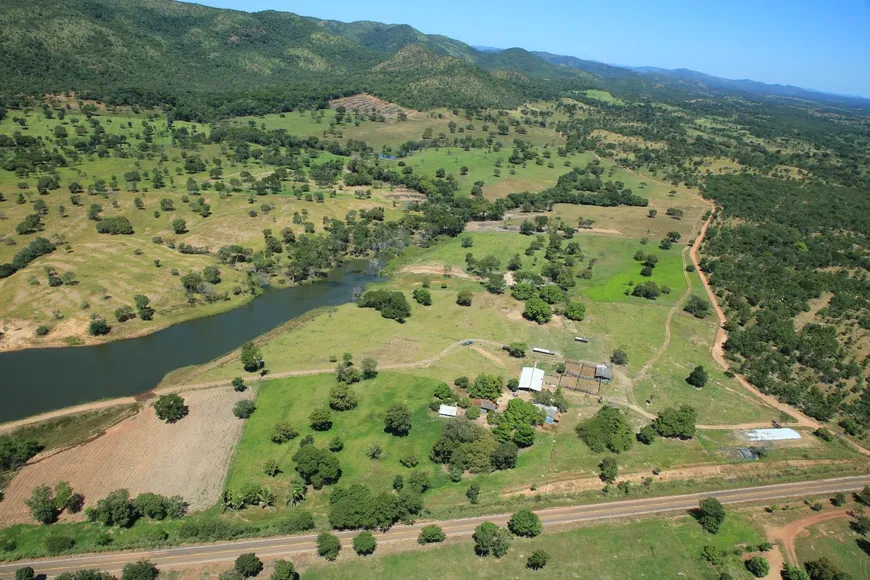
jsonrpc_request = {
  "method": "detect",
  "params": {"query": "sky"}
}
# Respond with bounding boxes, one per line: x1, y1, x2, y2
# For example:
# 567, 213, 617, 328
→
185, 0, 870, 98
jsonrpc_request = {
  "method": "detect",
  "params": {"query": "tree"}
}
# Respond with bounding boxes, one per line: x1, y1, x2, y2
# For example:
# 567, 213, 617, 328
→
88, 317, 111, 336
781, 565, 810, 580
309, 407, 333, 431
831, 492, 846, 507
746, 556, 770, 578
491, 442, 518, 470
271, 421, 298, 444
507, 509, 542, 537
240, 342, 263, 372
683, 295, 711, 319
233, 400, 256, 419
231, 377, 247, 392
361, 358, 378, 379
292, 446, 341, 488
598, 457, 618, 483
804, 558, 848, 580
234, 554, 263, 578
317, 533, 341, 561
171, 218, 187, 234
854, 486, 870, 506
384, 403, 412, 436
469, 374, 503, 401
418, 524, 446, 544
686, 365, 709, 388
154, 394, 187, 423
637, 424, 658, 445
456, 290, 473, 306
134, 294, 154, 320
121, 561, 158, 580
523, 297, 552, 324
412, 288, 432, 306
611, 349, 629, 365
473, 522, 511, 557
652, 405, 697, 439
527, 550, 550, 570
329, 383, 358, 411
504, 342, 527, 358
352, 531, 377, 555
270, 560, 298, 580
25, 485, 58, 524
466, 484, 480, 505
565, 301, 586, 321
14, 568, 35, 580
88, 489, 137, 527
696, 498, 726, 533
576, 406, 634, 453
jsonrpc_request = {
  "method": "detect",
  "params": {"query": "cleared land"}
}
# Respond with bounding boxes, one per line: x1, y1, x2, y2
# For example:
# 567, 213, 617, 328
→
0, 388, 249, 525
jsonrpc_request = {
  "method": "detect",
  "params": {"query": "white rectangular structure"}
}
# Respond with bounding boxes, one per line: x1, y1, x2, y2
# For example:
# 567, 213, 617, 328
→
438, 405, 458, 418
532, 347, 555, 355
745, 428, 802, 442
518, 367, 545, 392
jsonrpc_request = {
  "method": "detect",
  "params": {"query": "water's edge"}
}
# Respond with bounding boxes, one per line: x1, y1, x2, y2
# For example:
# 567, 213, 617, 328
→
0, 261, 383, 423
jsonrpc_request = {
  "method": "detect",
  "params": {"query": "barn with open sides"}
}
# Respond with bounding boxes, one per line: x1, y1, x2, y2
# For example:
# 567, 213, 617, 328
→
518, 366, 545, 392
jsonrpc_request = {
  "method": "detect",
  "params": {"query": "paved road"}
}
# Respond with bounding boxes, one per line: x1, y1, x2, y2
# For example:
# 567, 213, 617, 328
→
2, 475, 869, 578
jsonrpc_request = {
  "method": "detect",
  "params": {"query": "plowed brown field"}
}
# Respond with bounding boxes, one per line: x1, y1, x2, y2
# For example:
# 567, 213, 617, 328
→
0, 388, 250, 525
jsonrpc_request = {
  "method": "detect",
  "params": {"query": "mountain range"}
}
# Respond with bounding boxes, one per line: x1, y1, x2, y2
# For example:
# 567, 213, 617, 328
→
0, 0, 865, 113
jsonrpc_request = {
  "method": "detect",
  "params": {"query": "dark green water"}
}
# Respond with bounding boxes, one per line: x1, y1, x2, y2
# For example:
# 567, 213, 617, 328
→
0, 261, 382, 423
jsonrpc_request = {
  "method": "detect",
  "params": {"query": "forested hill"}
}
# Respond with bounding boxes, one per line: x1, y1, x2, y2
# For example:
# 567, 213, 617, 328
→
0, 0, 591, 116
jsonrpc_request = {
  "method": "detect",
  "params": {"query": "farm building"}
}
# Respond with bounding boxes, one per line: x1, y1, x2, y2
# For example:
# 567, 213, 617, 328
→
438, 405, 458, 418
533, 403, 560, 424
595, 364, 613, 381
532, 347, 556, 356
745, 428, 801, 441
518, 366, 545, 392
472, 399, 497, 413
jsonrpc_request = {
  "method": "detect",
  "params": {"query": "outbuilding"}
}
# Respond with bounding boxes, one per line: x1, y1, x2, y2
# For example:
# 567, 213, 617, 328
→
438, 405, 458, 418
472, 399, 497, 413
594, 364, 613, 382
518, 366, 545, 392
745, 428, 801, 442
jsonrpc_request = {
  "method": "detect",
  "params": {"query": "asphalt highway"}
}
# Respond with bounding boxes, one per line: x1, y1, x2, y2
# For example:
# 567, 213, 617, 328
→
2, 475, 869, 578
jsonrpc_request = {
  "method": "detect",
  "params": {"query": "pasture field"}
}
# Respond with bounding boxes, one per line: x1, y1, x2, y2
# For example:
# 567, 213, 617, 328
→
0, 388, 250, 526
793, 517, 870, 578
301, 512, 764, 580
633, 312, 779, 425
224, 373, 447, 510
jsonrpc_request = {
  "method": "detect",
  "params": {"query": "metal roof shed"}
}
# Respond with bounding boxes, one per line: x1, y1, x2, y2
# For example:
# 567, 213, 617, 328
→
594, 364, 613, 381
519, 367, 545, 392
438, 405, 458, 418
745, 428, 801, 442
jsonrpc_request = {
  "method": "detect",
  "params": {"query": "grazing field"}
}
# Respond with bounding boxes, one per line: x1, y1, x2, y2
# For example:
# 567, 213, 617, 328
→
793, 516, 870, 579
0, 388, 249, 525
301, 512, 764, 579
225, 373, 446, 510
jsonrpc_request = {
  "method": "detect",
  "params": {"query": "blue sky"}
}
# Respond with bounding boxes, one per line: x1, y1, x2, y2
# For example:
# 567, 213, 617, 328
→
186, 0, 870, 97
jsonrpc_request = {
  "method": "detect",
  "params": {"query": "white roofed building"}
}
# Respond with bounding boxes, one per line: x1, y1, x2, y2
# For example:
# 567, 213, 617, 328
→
518, 366, 545, 392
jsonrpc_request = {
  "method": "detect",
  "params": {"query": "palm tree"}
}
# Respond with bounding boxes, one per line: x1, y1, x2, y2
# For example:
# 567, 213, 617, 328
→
287, 482, 307, 506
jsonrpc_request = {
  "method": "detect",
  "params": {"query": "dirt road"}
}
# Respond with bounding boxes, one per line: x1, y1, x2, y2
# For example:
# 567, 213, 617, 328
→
3, 475, 868, 578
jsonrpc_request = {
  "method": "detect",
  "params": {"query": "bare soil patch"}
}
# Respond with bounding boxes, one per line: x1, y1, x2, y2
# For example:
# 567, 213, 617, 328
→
0, 388, 250, 525
329, 94, 408, 118
398, 265, 476, 279
501, 459, 847, 498
766, 509, 851, 563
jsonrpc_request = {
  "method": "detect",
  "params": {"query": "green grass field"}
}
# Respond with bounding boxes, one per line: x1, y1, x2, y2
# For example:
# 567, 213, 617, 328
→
224, 372, 448, 510
793, 516, 870, 579
301, 512, 764, 579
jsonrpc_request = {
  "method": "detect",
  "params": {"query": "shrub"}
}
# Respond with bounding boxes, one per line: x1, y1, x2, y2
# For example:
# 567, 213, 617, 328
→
353, 531, 377, 555
14, 568, 35, 580
270, 560, 297, 580
696, 498, 725, 534
527, 550, 550, 570
412, 288, 432, 305
456, 290, 473, 306
611, 349, 628, 365
400, 454, 418, 468
309, 407, 333, 431
44, 535, 75, 554
121, 560, 159, 580
271, 421, 298, 444
418, 524, 446, 544
233, 400, 256, 419
507, 509, 542, 537
466, 484, 480, 504
231, 377, 247, 392
473, 522, 511, 558
465, 406, 481, 420
234, 553, 263, 578
686, 365, 708, 388
317, 533, 341, 561
746, 556, 770, 578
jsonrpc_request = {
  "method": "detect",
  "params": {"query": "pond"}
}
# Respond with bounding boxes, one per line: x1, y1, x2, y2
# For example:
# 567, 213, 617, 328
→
0, 261, 382, 423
